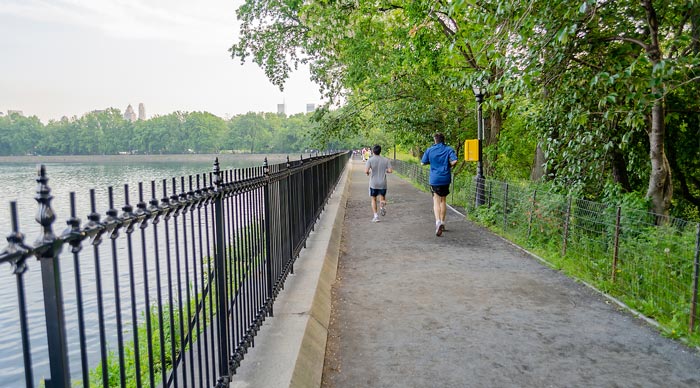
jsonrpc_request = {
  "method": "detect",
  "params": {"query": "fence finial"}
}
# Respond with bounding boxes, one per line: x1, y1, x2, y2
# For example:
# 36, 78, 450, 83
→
3, 202, 30, 274
34, 164, 58, 249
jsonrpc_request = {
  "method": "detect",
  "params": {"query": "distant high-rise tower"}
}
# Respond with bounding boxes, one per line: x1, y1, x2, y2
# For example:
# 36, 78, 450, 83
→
306, 103, 316, 113
138, 103, 146, 120
124, 104, 136, 122
277, 103, 286, 114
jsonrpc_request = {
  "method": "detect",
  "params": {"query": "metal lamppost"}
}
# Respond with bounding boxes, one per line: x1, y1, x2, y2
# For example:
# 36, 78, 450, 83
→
472, 84, 486, 207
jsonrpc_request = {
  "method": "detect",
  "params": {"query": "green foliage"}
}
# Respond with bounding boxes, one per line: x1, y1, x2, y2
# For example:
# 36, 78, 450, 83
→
469, 203, 499, 227
85, 271, 214, 388
0, 113, 42, 155
83, 222, 267, 387
488, 99, 537, 181
0, 110, 332, 156
230, 0, 700, 217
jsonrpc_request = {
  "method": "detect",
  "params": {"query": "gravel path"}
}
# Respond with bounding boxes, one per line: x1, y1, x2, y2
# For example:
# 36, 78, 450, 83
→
321, 159, 700, 388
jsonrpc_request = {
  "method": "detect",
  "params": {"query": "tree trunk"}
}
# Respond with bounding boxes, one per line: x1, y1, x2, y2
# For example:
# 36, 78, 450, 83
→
411, 145, 423, 158
611, 147, 631, 192
487, 108, 502, 146
483, 108, 503, 176
530, 143, 546, 181
642, 0, 672, 216
646, 100, 672, 215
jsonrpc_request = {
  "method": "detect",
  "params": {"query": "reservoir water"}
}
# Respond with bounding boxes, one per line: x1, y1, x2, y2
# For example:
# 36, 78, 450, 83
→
0, 154, 287, 387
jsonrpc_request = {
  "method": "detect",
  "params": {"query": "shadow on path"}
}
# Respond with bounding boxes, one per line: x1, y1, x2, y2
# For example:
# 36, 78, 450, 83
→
322, 159, 700, 388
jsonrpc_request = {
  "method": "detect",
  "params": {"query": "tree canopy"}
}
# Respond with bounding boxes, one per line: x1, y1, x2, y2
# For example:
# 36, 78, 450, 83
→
231, 0, 700, 218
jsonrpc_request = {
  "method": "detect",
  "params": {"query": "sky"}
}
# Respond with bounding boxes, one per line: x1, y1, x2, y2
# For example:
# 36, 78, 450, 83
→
0, 0, 322, 123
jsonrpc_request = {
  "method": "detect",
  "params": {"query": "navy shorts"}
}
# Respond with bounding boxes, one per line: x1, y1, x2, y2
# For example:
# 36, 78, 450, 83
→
431, 185, 450, 197
369, 188, 387, 197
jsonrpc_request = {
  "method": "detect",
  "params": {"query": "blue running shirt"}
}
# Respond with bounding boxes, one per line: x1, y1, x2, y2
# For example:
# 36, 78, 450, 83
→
421, 143, 458, 186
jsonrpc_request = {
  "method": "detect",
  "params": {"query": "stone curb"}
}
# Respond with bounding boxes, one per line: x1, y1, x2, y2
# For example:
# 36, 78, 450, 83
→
289, 163, 350, 387
229, 160, 351, 388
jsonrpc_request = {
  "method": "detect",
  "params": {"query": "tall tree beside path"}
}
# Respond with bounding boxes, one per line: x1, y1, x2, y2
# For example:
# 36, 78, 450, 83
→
499, 0, 700, 216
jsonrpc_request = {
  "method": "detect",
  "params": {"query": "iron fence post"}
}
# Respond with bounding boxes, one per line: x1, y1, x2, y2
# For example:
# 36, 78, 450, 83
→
4, 202, 33, 388
213, 158, 230, 384
301, 155, 308, 249
34, 165, 70, 388
286, 156, 294, 274
690, 223, 700, 332
263, 158, 274, 317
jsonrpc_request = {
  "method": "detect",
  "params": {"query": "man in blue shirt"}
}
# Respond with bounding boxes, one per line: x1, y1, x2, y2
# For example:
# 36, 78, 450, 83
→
421, 133, 458, 236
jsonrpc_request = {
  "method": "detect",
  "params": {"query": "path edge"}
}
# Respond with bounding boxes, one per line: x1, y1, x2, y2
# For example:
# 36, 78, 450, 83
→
288, 161, 352, 388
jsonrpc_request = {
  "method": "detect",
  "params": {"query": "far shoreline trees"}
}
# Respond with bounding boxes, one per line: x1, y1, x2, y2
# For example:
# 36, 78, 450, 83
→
0, 110, 358, 156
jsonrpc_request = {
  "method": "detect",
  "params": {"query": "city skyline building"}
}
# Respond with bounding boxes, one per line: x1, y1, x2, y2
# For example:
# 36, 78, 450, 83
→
123, 104, 136, 122
138, 103, 146, 120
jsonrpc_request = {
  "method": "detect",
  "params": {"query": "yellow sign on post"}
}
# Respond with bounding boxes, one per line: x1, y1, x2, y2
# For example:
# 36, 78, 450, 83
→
465, 139, 479, 161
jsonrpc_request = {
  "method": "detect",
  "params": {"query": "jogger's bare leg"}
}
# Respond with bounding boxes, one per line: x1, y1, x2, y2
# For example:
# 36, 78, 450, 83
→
439, 197, 447, 222
432, 194, 441, 222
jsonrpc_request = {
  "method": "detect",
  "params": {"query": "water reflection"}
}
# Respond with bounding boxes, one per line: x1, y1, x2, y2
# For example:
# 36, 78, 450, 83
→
0, 154, 285, 387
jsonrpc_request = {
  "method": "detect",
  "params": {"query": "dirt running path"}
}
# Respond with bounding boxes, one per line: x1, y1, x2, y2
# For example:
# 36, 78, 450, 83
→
322, 159, 700, 388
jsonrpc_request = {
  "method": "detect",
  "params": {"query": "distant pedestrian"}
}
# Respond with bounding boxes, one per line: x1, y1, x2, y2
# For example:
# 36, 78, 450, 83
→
421, 133, 458, 236
365, 144, 393, 222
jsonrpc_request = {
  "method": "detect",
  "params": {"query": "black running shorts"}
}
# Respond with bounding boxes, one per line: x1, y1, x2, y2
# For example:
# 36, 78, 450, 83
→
369, 188, 387, 197
430, 184, 450, 197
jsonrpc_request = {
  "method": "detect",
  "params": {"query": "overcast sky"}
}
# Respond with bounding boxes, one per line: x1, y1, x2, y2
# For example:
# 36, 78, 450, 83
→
0, 0, 321, 123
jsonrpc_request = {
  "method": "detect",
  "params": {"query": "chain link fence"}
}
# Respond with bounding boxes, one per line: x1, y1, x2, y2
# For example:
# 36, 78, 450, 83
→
393, 159, 700, 345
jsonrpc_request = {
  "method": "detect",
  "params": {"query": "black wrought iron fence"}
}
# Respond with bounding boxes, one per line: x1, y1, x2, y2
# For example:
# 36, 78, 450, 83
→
0, 151, 350, 388
393, 159, 700, 344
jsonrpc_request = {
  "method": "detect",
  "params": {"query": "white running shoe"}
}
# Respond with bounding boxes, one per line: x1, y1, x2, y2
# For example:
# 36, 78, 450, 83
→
435, 221, 444, 236
372, 215, 380, 222
380, 201, 386, 216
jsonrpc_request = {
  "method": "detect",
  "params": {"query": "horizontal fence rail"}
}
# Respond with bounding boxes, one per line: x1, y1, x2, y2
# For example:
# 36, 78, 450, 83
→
0, 152, 350, 388
392, 159, 700, 343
